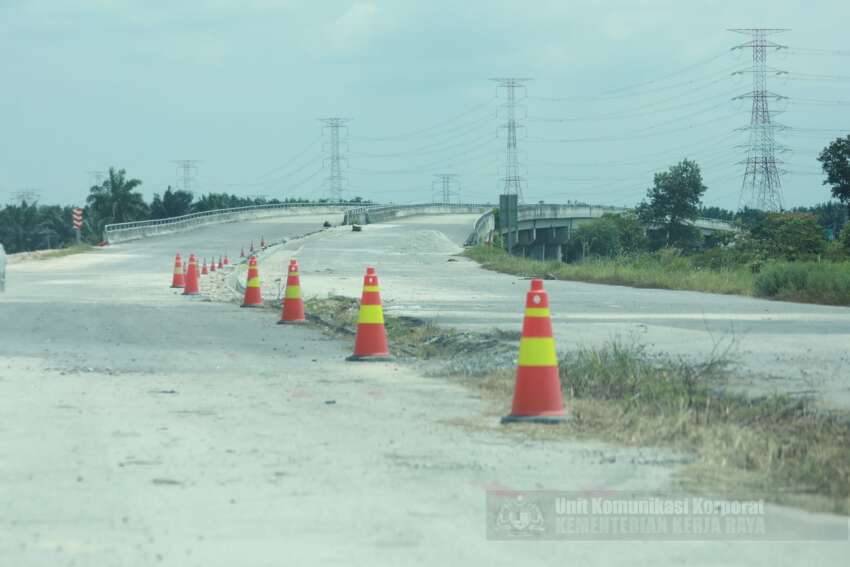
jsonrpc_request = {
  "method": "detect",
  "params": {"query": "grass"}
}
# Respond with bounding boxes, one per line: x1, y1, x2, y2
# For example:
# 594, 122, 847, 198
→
754, 261, 850, 306
474, 341, 850, 516
13, 244, 95, 262
465, 245, 753, 295
465, 244, 850, 306
301, 294, 850, 514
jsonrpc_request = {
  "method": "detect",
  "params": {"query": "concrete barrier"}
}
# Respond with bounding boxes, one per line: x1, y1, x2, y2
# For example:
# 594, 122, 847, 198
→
343, 203, 493, 226
465, 209, 497, 246
104, 203, 351, 244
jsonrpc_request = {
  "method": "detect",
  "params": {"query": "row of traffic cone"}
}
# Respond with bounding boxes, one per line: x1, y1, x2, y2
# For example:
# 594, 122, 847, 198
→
172, 251, 566, 424
170, 253, 231, 292
236, 256, 387, 356
238, 236, 267, 259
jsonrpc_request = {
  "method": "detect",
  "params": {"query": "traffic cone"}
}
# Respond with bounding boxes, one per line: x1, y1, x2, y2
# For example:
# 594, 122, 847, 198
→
183, 254, 200, 296
501, 279, 566, 424
260, 235, 266, 248
210, 258, 217, 273
223, 255, 230, 266
250, 241, 255, 253
347, 267, 390, 361
240, 247, 245, 258
170, 253, 185, 288
201, 258, 209, 275
217, 256, 223, 270
241, 256, 263, 307
278, 259, 305, 324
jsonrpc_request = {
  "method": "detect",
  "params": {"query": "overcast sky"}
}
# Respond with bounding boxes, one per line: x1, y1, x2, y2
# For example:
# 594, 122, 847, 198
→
1, 0, 848, 210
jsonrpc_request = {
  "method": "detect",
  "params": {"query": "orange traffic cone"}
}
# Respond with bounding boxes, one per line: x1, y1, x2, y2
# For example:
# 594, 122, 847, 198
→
241, 256, 263, 307
201, 258, 209, 275
260, 236, 266, 248
501, 279, 566, 424
347, 267, 390, 361
278, 259, 305, 324
183, 254, 200, 296
223, 255, 230, 266
170, 253, 185, 288
210, 258, 217, 273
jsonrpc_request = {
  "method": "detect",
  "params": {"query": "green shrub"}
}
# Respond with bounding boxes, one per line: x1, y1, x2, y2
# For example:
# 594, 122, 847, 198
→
754, 262, 850, 305
750, 212, 826, 260
690, 246, 756, 270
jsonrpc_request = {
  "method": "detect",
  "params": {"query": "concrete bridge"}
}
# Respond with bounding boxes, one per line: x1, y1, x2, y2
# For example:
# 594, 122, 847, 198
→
105, 202, 738, 264
466, 204, 739, 261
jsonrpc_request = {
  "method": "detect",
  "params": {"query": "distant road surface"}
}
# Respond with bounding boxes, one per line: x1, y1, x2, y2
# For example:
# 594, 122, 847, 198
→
263, 214, 850, 409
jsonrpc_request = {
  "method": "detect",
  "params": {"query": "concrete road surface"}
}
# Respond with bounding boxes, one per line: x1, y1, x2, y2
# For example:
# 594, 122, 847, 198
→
261, 214, 850, 409
1, 215, 847, 566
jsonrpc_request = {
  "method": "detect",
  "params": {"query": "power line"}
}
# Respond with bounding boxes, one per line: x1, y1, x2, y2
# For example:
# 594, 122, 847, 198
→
350, 100, 497, 142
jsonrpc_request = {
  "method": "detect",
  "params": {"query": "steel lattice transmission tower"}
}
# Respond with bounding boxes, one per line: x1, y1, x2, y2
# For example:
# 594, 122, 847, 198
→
730, 28, 789, 211
319, 117, 351, 202
86, 170, 106, 187
491, 78, 530, 203
432, 174, 460, 204
173, 160, 200, 193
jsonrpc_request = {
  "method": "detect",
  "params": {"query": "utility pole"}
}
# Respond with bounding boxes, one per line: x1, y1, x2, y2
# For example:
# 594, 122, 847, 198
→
730, 28, 789, 211
432, 174, 460, 204
173, 160, 200, 193
491, 78, 530, 203
319, 118, 351, 202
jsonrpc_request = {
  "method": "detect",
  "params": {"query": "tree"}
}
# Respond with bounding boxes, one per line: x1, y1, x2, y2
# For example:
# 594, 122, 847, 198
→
86, 168, 148, 230
840, 224, 850, 254
818, 135, 850, 213
567, 213, 646, 261
637, 159, 706, 250
750, 212, 825, 259
151, 186, 193, 219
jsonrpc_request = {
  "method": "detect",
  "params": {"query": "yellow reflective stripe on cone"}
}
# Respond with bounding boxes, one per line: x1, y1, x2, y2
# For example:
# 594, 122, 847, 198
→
517, 337, 558, 366
285, 286, 301, 299
524, 307, 551, 318
357, 305, 384, 324
247, 277, 260, 287
362, 285, 380, 292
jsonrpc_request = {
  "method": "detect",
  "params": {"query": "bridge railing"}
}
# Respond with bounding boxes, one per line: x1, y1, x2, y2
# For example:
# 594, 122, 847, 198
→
104, 203, 353, 243
344, 202, 494, 225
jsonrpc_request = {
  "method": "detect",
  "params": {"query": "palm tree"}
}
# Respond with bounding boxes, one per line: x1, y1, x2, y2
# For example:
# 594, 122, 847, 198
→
86, 167, 148, 226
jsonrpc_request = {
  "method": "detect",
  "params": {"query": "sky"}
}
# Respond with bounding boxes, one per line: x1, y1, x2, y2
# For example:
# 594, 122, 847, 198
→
1, 0, 849, 210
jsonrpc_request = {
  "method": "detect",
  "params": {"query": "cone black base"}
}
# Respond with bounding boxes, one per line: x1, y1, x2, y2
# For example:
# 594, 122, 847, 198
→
277, 319, 307, 325
501, 414, 568, 425
240, 304, 262, 308
345, 354, 394, 362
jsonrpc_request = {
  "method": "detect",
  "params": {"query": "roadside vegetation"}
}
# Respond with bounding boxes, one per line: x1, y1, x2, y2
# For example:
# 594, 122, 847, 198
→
0, 166, 372, 254
471, 137, 850, 306
475, 342, 850, 516
298, 295, 850, 515
7, 244, 95, 263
